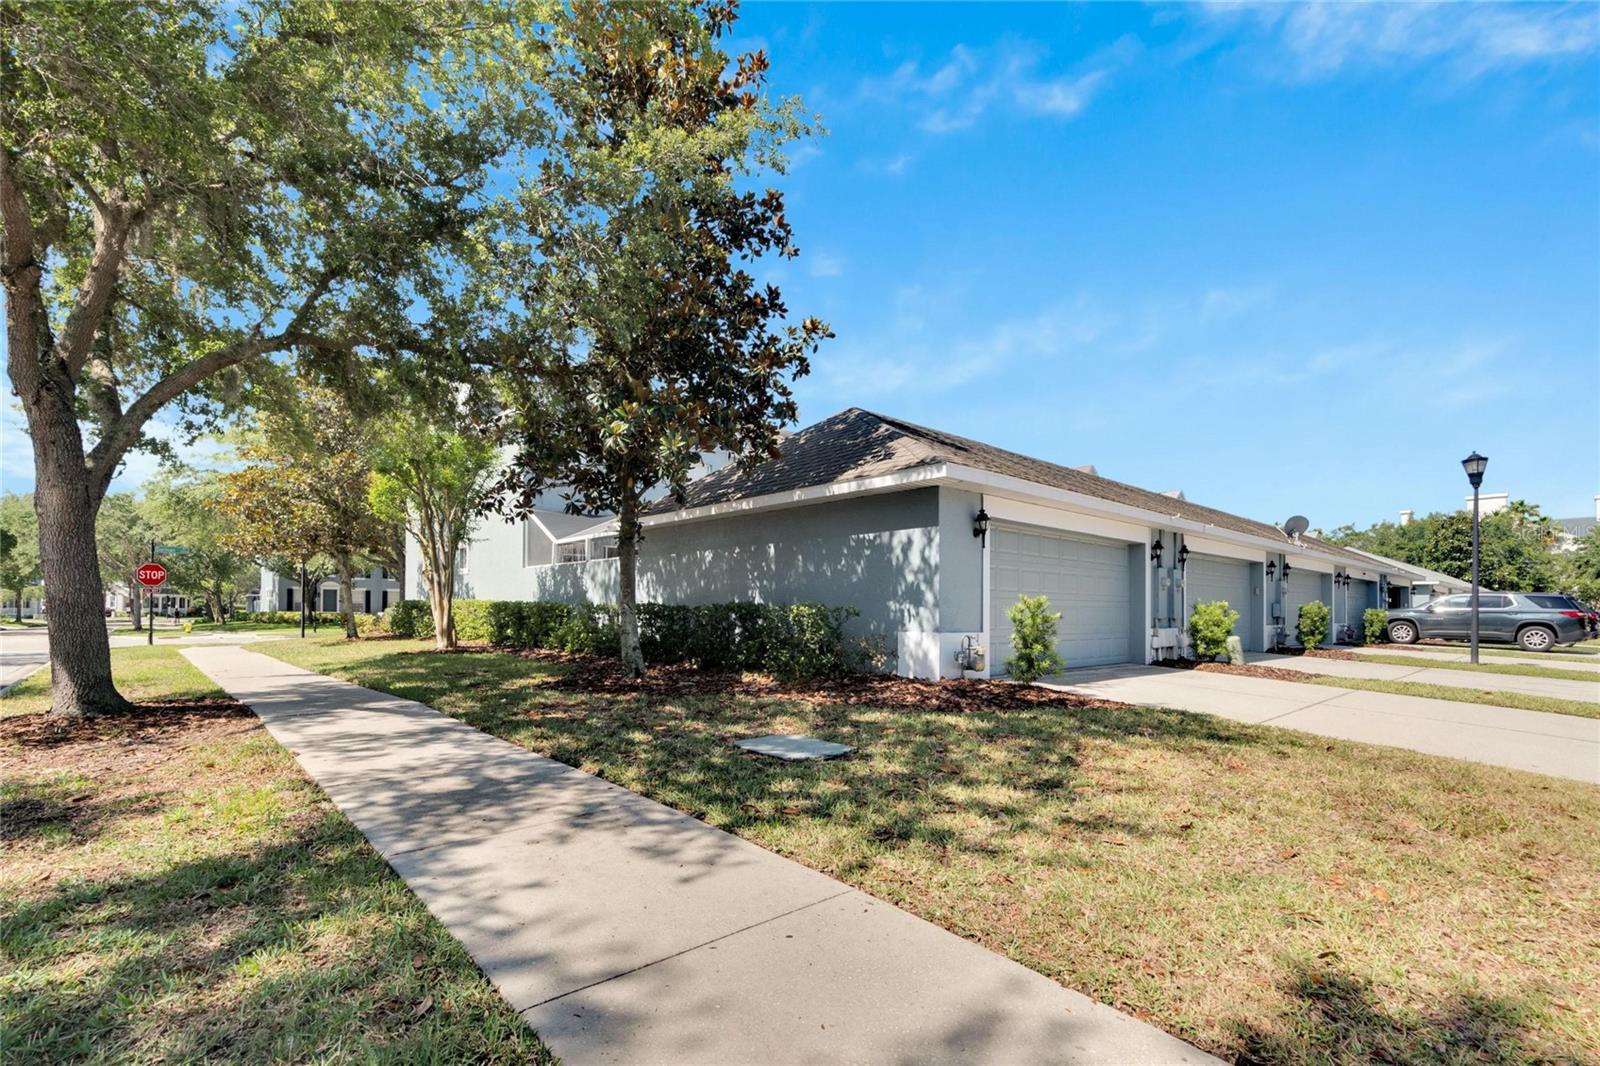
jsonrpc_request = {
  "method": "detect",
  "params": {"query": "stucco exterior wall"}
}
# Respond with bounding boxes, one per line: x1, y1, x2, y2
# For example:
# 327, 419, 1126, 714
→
520, 489, 943, 640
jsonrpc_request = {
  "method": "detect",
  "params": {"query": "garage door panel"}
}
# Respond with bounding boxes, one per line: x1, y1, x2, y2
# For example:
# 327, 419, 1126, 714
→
990, 524, 1133, 671
1186, 555, 1256, 651
1285, 571, 1328, 646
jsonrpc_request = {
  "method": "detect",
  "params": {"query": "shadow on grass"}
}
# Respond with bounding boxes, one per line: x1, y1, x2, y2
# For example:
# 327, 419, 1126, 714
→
1232, 962, 1576, 1065
279, 644, 1316, 863
2, 807, 546, 1065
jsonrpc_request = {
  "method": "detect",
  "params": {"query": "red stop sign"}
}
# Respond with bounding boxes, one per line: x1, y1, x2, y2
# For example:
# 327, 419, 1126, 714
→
136, 562, 168, 588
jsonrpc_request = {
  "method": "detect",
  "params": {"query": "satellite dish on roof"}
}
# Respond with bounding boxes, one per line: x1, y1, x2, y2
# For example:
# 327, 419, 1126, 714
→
1282, 515, 1310, 539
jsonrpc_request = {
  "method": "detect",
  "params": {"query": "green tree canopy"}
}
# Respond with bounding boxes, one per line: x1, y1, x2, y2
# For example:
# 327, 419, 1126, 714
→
486, 0, 830, 675
2, 0, 548, 716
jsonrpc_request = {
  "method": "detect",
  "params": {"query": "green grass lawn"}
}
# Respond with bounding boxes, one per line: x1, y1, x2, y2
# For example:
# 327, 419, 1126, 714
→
258, 635, 1600, 1064
0, 618, 47, 629
0, 646, 546, 1064
1353, 652, 1600, 685
1282, 673, 1599, 720
1407, 640, 1600, 659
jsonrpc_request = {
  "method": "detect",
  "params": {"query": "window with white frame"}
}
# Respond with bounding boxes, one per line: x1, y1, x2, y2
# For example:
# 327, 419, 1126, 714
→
558, 542, 587, 564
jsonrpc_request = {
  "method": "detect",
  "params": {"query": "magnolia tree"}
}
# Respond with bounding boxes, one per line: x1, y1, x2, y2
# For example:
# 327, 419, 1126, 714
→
369, 412, 499, 650
0, 1, 545, 717
487, 1, 831, 676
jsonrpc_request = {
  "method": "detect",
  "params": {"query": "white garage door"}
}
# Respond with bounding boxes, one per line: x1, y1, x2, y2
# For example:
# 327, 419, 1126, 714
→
990, 524, 1132, 671
1285, 570, 1327, 646
1185, 555, 1256, 651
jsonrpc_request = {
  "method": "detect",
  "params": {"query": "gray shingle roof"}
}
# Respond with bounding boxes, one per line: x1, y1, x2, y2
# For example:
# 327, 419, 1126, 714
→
1559, 516, 1597, 540
658, 408, 1386, 569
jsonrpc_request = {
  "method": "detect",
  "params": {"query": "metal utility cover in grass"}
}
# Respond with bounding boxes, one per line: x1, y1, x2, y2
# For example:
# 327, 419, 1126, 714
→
735, 735, 854, 761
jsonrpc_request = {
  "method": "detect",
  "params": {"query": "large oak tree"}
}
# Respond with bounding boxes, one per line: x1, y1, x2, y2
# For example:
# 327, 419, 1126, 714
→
1, 1, 541, 715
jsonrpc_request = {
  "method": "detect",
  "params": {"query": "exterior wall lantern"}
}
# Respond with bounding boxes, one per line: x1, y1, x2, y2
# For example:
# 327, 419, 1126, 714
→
973, 507, 990, 545
1281, 561, 1293, 578
1150, 536, 1164, 566
1177, 544, 1190, 568
1265, 560, 1277, 581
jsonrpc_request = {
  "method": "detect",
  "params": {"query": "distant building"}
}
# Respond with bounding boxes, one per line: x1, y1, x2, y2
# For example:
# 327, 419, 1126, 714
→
251, 565, 402, 614
1555, 496, 1600, 553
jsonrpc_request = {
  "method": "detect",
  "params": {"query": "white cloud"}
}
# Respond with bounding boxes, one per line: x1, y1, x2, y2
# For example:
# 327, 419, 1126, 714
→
864, 36, 1140, 135
1207, 1, 1600, 82
807, 251, 845, 278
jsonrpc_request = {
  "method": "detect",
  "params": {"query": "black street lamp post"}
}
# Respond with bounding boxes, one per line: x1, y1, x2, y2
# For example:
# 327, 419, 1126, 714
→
1461, 451, 1489, 664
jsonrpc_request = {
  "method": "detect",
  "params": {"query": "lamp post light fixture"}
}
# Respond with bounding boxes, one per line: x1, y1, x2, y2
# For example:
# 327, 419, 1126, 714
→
1461, 451, 1489, 664
972, 507, 990, 545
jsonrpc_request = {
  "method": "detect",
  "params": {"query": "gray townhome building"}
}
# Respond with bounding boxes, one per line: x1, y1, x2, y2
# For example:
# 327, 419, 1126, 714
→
416, 408, 1422, 679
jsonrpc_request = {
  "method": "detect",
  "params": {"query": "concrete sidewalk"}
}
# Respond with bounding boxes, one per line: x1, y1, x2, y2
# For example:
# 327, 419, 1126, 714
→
182, 645, 1217, 1065
1038, 665, 1599, 784
1247, 652, 1600, 702
1350, 646, 1600, 673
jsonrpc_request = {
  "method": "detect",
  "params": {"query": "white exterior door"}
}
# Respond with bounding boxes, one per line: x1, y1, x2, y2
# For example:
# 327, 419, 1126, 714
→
1185, 555, 1256, 651
989, 524, 1132, 671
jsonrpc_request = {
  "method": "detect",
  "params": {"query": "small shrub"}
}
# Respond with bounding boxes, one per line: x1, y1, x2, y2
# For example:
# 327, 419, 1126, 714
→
551, 604, 620, 656
761, 604, 859, 681
1189, 600, 1240, 661
1006, 595, 1064, 682
1363, 607, 1388, 646
1297, 600, 1330, 650
452, 599, 493, 643
383, 600, 434, 639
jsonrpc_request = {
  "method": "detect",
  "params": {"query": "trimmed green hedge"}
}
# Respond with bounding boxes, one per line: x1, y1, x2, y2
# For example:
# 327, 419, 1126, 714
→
245, 610, 376, 628
387, 598, 866, 680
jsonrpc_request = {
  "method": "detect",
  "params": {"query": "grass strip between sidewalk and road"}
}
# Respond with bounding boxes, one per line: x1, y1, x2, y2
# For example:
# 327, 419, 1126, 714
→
1354, 652, 1600, 684
1412, 640, 1600, 659
256, 634, 1600, 1065
107, 621, 308, 639
1289, 672, 1599, 720
0, 645, 547, 1065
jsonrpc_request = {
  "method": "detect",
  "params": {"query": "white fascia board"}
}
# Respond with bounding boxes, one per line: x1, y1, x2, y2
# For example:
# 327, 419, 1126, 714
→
1182, 534, 1266, 564
553, 517, 620, 545
630, 464, 949, 532
984, 496, 1150, 544
942, 463, 1346, 566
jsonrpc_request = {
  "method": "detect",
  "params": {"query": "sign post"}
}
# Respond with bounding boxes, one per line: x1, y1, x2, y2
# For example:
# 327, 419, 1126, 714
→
136, 554, 168, 647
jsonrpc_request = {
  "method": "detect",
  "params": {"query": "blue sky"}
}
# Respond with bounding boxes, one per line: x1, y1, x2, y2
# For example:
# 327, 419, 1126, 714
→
731, 1, 1600, 528
3, 1, 1596, 530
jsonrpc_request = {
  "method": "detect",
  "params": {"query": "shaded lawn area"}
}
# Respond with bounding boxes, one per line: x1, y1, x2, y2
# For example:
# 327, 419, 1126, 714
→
1354, 653, 1600, 685
0, 646, 546, 1065
260, 636, 1600, 1065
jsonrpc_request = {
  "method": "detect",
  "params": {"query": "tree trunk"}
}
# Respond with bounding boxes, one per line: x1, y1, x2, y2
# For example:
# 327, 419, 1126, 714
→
12, 591, 20, 623
617, 494, 644, 678
425, 538, 455, 650
337, 556, 356, 639
207, 582, 224, 624
129, 583, 141, 630
29, 394, 128, 718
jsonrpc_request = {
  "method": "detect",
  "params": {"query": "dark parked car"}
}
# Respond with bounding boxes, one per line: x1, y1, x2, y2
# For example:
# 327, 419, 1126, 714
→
1385, 592, 1590, 652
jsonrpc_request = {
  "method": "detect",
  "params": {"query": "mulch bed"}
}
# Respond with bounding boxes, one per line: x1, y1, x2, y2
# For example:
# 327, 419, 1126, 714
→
0, 698, 256, 775
527, 652, 1131, 714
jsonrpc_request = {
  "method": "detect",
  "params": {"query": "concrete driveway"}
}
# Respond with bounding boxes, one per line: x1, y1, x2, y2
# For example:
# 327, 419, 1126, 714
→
1248, 652, 1600, 702
1038, 665, 1599, 784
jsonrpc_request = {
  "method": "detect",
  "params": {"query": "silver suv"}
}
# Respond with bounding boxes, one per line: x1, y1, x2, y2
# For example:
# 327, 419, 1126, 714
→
1385, 592, 1590, 652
